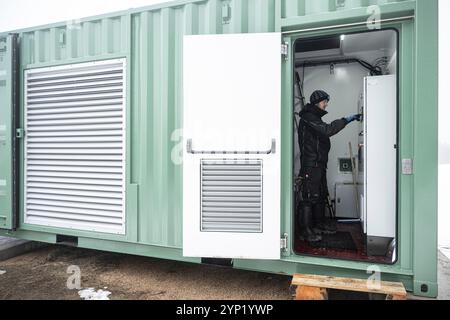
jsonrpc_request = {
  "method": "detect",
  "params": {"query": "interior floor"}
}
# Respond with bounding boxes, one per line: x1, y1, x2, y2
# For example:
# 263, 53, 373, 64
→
294, 222, 393, 264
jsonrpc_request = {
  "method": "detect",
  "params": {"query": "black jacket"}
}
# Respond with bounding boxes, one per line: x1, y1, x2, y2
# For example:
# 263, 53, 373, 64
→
298, 103, 348, 169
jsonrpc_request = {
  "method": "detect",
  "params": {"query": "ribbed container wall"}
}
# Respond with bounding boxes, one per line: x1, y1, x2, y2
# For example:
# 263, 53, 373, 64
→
20, 16, 130, 66
17, 0, 277, 248
129, 0, 276, 247
13, 0, 415, 248
281, 0, 409, 18
12, 0, 420, 249
0, 0, 440, 298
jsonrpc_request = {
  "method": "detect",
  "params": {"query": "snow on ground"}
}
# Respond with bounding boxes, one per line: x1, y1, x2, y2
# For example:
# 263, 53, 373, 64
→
440, 247, 450, 261
78, 288, 111, 300
0, 270, 6, 275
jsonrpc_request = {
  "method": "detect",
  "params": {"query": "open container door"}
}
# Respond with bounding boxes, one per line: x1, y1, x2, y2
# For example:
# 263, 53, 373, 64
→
183, 33, 281, 260
0, 34, 19, 230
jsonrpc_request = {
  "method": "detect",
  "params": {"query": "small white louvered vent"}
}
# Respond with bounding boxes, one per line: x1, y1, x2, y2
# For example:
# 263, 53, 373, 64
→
24, 59, 126, 234
201, 160, 263, 233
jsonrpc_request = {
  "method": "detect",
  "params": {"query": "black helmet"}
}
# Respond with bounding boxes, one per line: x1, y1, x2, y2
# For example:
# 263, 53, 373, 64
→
310, 90, 330, 105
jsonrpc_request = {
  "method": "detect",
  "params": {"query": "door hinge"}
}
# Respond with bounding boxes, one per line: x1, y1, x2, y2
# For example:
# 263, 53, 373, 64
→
16, 128, 25, 139
280, 233, 288, 252
281, 43, 289, 61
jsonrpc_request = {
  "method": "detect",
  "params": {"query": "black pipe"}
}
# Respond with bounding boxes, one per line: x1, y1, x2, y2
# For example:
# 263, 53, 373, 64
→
296, 58, 382, 76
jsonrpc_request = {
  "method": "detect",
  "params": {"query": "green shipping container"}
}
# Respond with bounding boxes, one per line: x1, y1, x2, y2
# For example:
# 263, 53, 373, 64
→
0, 0, 438, 297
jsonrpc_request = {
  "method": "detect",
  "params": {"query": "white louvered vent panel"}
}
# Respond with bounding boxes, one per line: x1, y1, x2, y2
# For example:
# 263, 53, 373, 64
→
24, 59, 126, 234
201, 160, 263, 233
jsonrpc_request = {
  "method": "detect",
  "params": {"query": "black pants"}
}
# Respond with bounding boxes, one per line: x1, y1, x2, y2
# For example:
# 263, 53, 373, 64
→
299, 166, 328, 206
295, 167, 329, 234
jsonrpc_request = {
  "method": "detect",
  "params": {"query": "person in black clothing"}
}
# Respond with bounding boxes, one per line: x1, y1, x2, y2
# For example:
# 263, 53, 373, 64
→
297, 90, 362, 243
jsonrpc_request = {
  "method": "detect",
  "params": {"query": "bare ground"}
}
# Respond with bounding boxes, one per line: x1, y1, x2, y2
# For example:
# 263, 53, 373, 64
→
0, 245, 292, 300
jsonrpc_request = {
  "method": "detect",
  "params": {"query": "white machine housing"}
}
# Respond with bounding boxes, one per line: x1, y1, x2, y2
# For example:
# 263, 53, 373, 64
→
361, 75, 397, 256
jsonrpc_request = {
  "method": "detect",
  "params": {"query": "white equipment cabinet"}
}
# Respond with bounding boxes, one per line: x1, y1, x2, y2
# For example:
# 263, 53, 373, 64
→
362, 75, 397, 256
335, 183, 363, 219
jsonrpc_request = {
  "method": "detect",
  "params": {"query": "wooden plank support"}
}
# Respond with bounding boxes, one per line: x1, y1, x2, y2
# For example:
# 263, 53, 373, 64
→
291, 273, 407, 300
295, 286, 328, 300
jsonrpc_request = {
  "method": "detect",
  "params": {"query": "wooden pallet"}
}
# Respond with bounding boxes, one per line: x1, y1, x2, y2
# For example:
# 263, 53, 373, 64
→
291, 273, 407, 300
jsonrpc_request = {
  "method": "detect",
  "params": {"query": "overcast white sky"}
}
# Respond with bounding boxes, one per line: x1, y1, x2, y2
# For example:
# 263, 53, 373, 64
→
0, 0, 449, 246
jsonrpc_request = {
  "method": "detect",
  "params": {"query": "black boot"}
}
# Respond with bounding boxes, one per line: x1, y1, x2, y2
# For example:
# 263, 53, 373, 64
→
313, 203, 337, 235
298, 205, 322, 243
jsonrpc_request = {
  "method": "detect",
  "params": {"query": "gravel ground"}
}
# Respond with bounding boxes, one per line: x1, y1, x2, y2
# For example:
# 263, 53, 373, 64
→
0, 245, 292, 300
1, 244, 448, 300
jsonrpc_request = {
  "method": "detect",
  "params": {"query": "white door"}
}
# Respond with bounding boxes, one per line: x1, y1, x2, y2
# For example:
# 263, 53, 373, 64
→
183, 33, 282, 260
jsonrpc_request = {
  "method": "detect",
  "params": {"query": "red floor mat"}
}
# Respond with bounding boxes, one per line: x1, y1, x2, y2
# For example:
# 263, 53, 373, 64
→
294, 223, 393, 264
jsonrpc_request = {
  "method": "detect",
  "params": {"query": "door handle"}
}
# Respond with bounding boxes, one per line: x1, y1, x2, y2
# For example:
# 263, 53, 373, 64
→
186, 139, 276, 155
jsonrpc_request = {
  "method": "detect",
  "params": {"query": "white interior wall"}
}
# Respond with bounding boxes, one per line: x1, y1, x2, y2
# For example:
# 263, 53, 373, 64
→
387, 31, 398, 75
297, 63, 367, 196
294, 45, 397, 217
